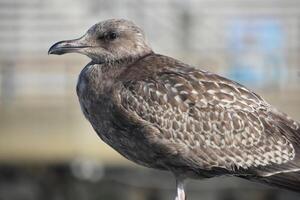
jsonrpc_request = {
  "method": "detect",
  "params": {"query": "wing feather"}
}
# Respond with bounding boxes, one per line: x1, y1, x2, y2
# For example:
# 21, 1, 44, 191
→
112, 63, 299, 176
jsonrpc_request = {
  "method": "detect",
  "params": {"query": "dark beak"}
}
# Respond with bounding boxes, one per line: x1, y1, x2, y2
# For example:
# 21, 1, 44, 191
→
48, 37, 90, 55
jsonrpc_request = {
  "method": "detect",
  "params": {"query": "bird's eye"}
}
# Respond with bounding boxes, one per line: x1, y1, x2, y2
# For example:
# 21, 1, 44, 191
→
106, 32, 118, 40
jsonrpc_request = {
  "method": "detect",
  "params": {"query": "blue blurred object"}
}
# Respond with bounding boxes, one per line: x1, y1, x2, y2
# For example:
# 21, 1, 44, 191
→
227, 19, 286, 88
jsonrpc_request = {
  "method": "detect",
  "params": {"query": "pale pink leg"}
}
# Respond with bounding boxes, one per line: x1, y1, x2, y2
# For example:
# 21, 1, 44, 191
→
175, 178, 186, 200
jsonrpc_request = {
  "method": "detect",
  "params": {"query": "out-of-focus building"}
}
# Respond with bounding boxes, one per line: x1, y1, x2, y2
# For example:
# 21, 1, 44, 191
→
0, 0, 300, 200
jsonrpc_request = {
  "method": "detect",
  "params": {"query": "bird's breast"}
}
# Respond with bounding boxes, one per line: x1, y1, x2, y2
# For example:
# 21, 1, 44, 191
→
76, 79, 164, 169
75, 64, 168, 169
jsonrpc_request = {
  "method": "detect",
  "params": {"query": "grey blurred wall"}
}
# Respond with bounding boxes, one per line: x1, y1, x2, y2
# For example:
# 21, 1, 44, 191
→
0, 1, 300, 200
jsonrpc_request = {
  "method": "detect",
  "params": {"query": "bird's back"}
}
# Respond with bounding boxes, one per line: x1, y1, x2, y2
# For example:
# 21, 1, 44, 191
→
110, 54, 300, 181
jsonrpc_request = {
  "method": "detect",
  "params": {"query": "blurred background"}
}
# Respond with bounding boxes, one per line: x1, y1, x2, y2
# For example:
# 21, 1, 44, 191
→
0, 0, 300, 199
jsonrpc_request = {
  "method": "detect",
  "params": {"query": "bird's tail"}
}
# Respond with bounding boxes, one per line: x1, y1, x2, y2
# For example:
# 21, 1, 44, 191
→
254, 114, 300, 192
258, 171, 300, 192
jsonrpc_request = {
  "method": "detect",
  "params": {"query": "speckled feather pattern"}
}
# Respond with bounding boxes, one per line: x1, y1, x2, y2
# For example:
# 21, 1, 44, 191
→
112, 55, 300, 175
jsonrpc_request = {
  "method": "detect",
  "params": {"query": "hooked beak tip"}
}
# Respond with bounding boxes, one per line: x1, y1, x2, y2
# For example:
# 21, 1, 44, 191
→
48, 41, 68, 55
48, 38, 89, 56
48, 47, 55, 55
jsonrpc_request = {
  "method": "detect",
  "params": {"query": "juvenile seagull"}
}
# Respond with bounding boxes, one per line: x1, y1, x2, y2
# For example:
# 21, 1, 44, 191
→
49, 19, 300, 199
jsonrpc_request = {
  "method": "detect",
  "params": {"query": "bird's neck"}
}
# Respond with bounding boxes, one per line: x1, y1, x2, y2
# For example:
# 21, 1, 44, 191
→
83, 51, 153, 94
93, 51, 153, 77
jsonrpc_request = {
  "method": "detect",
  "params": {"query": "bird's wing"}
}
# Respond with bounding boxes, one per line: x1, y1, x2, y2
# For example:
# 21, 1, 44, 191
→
112, 64, 300, 176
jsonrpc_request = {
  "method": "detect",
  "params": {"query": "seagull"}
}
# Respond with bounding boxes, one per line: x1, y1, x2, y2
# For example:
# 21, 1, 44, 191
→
49, 19, 300, 199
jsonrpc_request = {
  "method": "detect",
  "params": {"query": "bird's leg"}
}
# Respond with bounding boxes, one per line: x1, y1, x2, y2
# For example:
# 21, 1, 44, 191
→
175, 178, 186, 200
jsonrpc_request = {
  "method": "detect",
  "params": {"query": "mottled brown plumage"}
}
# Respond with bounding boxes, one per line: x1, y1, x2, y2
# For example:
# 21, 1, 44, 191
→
49, 19, 300, 199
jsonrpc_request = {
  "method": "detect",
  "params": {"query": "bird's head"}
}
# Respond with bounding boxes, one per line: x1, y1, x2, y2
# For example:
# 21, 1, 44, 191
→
48, 19, 152, 63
